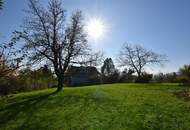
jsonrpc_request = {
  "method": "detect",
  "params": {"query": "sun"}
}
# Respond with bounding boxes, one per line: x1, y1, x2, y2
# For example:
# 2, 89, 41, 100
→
86, 18, 106, 40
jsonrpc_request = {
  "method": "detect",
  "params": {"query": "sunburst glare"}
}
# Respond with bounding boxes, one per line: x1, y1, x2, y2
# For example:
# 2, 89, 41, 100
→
86, 17, 107, 41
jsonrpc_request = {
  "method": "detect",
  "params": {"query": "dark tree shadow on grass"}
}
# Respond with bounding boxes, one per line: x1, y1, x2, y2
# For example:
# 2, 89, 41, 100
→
0, 91, 121, 130
0, 92, 56, 129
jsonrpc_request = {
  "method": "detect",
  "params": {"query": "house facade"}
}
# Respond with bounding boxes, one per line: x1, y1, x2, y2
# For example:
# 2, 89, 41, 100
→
64, 66, 101, 86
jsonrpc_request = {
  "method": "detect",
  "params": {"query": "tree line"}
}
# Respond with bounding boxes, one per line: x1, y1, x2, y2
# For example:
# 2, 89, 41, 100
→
101, 57, 190, 85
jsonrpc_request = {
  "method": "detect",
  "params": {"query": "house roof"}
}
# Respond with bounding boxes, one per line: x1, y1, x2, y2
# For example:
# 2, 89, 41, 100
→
65, 66, 100, 77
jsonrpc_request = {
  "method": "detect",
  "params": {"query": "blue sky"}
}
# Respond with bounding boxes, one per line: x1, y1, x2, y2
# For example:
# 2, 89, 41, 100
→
0, 0, 190, 73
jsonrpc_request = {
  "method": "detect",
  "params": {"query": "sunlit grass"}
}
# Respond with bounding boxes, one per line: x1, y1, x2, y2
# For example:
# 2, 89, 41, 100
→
0, 83, 190, 130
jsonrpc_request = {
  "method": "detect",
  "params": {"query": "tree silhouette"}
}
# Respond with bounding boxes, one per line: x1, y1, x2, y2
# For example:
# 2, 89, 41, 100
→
13, 0, 91, 91
118, 43, 166, 80
101, 58, 115, 77
101, 58, 119, 83
179, 64, 190, 83
0, 44, 22, 77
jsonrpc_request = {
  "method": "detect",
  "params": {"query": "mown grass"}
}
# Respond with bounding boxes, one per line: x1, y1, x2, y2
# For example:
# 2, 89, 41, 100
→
0, 83, 190, 130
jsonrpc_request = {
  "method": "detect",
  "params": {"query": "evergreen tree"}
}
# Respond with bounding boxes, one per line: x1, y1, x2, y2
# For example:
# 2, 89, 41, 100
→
101, 58, 115, 77
101, 58, 119, 83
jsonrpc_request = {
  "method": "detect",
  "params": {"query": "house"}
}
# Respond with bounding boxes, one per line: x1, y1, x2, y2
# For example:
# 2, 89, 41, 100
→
64, 66, 101, 86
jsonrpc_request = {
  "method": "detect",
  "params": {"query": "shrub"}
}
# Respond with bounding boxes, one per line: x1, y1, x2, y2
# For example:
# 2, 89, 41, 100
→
0, 76, 29, 96
176, 76, 190, 86
135, 73, 153, 83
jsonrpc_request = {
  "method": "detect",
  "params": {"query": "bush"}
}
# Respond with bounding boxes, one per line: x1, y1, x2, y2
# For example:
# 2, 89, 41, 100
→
0, 76, 29, 96
178, 64, 190, 85
0, 73, 57, 96
119, 69, 135, 83
176, 76, 190, 86
153, 73, 165, 83
101, 70, 120, 84
135, 73, 153, 83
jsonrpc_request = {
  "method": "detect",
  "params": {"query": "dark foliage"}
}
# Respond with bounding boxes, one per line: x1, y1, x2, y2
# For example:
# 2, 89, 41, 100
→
0, 76, 28, 96
18, 66, 56, 90
178, 64, 190, 85
120, 68, 135, 83
153, 72, 178, 83
135, 72, 153, 83
101, 58, 120, 83
0, 65, 56, 96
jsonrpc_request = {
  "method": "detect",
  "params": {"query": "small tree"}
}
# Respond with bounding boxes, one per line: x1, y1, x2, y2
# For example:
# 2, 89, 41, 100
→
101, 58, 119, 83
135, 72, 153, 83
179, 65, 190, 79
0, 44, 22, 77
0, 44, 23, 96
13, 0, 93, 91
178, 64, 190, 85
153, 73, 165, 83
120, 68, 135, 83
101, 58, 115, 77
18, 66, 55, 90
164, 72, 178, 83
118, 43, 166, 81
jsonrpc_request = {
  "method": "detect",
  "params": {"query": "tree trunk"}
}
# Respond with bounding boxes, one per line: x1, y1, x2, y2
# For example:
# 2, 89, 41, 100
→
56, 75, 64, 92
136, 72, 142, 83
137, 72, 141, 78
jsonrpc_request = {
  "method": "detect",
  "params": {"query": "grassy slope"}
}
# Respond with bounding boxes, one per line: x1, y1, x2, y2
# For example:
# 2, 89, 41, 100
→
0, 84, 190, 130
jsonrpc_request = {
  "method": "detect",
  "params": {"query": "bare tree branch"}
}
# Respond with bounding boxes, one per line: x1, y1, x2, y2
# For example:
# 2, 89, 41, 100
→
118, 43, 167, 78
12, 0, 92, 91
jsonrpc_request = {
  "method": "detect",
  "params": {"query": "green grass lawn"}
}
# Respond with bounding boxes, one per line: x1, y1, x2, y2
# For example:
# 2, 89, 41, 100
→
1, 84, 190, 130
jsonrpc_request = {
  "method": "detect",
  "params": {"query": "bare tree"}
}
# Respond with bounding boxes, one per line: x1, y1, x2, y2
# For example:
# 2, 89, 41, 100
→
13, 0, 91, 91
0, 44, 22, 77
76, 51, 104, 67
118, 43, 166, 79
